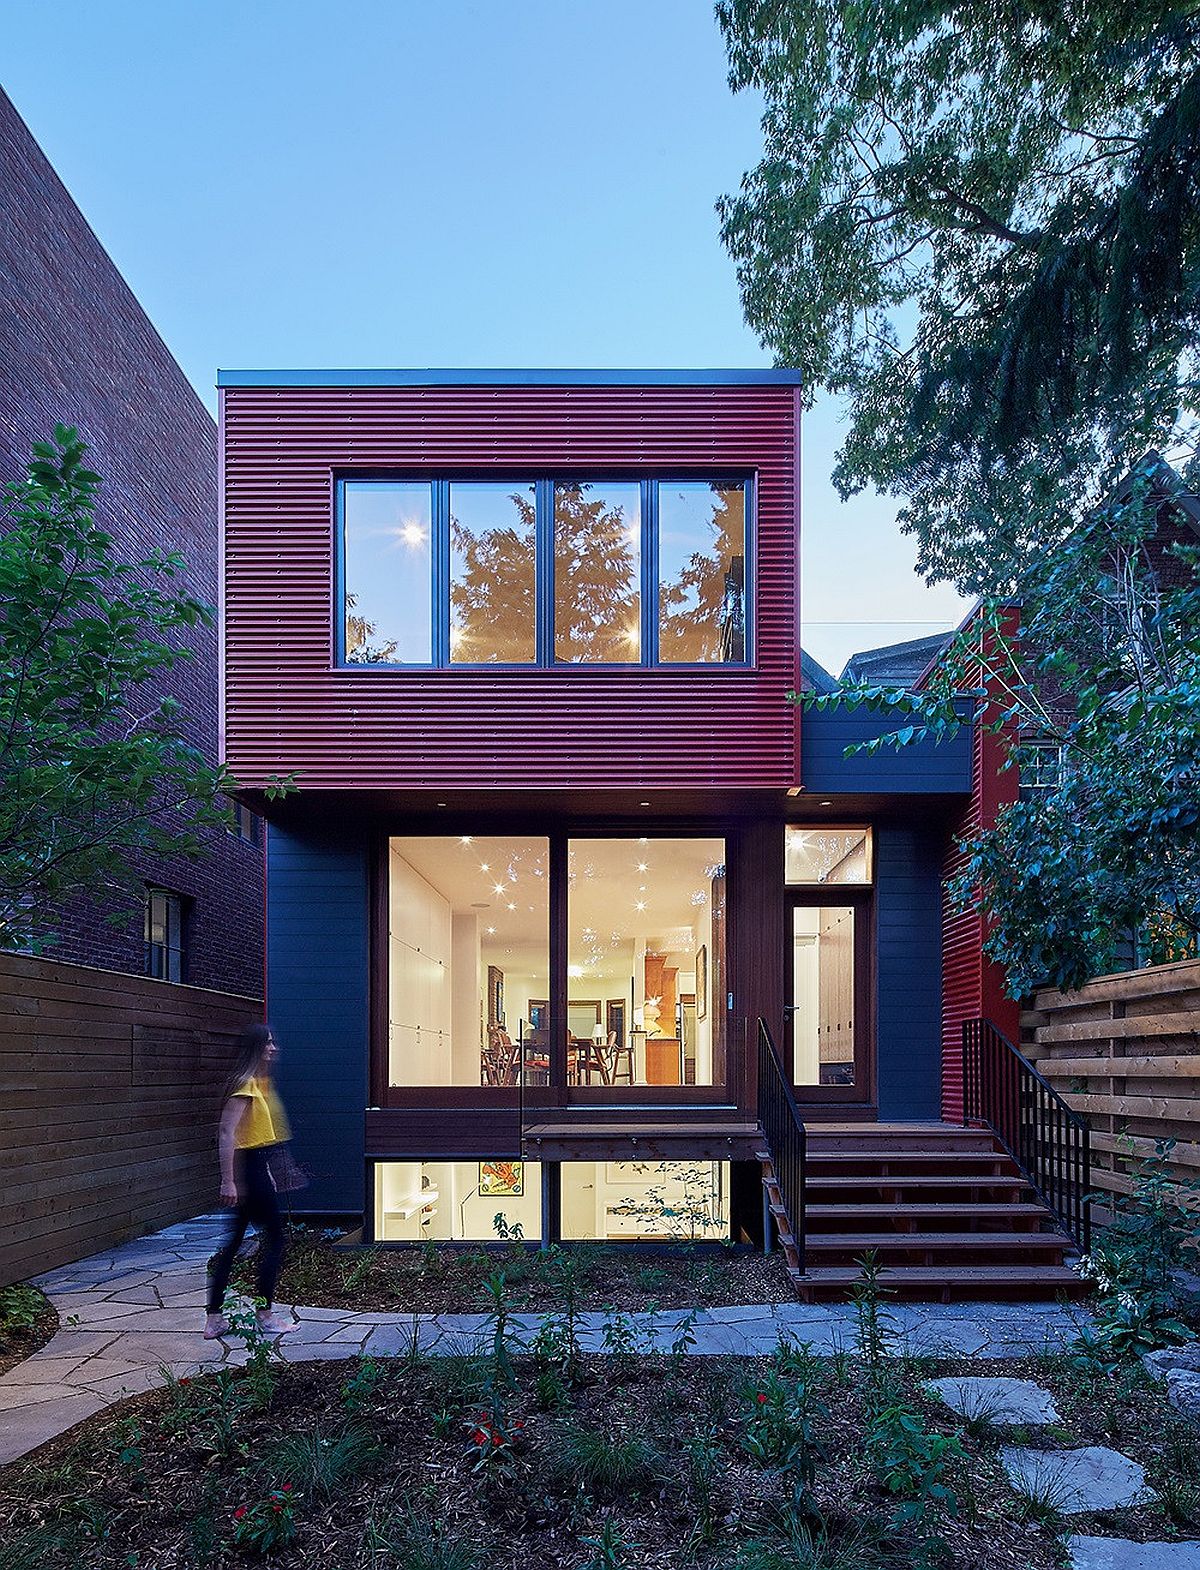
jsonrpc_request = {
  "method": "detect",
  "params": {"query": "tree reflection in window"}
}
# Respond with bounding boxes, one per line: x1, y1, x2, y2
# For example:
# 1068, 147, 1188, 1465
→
554, 482, 641, 664
449, 483, 537, 664
658, 483, 746, 663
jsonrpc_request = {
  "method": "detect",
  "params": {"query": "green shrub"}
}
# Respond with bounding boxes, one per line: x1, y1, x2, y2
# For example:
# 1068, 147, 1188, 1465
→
363, 1504, 485, 1570
0, 1284, 45, 1346
553, 1422, 663, 1498
269, 1423, 380, 1499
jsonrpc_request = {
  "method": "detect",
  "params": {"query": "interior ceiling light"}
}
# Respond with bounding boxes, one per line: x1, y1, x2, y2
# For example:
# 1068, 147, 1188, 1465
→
486, 926, 496, 935
460, 835, 473, 844
635, 900, 647, 911
480, 862, 490, 872
637, 861, 648, 872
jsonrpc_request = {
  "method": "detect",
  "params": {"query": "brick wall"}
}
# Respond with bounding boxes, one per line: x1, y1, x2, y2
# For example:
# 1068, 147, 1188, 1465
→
0, 88, 262, 996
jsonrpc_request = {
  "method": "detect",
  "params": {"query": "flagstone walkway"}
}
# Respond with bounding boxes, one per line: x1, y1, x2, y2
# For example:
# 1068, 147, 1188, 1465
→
0, 1214, 1092, 1468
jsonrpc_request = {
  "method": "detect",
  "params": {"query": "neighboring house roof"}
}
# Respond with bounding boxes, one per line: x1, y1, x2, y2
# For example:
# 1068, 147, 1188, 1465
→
840, 631, 955, 687
799, 648, 838, 693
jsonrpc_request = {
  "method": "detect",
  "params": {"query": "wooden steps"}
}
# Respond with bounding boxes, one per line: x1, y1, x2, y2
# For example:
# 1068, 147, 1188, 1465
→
760, 1121, 1087, 1302
793, 1263, 1086, 1303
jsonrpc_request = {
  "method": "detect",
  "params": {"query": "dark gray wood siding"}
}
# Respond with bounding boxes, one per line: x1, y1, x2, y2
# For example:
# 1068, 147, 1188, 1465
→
874, 821, 946, 1118
801, 703, 974, 795
267, 826, 370, 1214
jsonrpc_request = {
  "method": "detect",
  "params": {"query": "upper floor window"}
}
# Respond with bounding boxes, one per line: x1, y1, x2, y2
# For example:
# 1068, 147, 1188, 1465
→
144, 887, 185, 982
338, 477, 751, 669
1017, 739, 1065, 795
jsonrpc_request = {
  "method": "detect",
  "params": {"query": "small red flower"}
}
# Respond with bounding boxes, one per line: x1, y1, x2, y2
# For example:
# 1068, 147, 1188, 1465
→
492, 1433, 502, 1446
281, 1483, 293, 1492
471, 1428, 488, 1446
179, 1377, 191, 1387
756, 1391, 768, 1404
233, 1506, 247, 1520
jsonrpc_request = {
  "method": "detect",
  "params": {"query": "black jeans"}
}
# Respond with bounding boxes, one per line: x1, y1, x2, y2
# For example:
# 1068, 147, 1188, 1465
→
206, 1146, 285, 1315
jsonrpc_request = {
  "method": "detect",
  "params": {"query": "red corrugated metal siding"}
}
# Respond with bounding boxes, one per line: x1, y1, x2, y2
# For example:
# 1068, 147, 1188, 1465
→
222, 384, 800, 792
935, 620, 1021, 1119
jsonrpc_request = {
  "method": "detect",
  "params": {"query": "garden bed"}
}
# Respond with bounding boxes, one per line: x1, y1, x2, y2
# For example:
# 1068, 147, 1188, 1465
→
2, 1320, 1197, 1569
0, 1284, 57, 1379
237, 1225, 797, 1313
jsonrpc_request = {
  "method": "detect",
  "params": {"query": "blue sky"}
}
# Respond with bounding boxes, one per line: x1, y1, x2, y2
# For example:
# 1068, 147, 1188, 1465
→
2, 0, 968, 673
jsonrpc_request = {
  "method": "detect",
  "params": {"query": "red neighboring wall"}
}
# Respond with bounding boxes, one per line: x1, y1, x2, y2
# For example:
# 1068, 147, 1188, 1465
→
221, 382, 800, 793
0, 89, 262, 996
927, 612, 1021, 1119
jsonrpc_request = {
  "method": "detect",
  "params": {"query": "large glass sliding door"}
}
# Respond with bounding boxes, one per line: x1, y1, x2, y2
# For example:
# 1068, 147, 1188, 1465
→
385, 832, 727, 1097
566, 837, 726, 1091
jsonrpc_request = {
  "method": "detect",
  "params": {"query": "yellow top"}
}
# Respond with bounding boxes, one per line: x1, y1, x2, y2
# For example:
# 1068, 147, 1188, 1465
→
231, 1075, 291, 1150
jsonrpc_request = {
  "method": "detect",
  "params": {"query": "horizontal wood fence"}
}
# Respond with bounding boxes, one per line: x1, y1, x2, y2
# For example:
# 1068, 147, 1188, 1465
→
1, 952, 260, 1286
1021, 958, 1200, 1217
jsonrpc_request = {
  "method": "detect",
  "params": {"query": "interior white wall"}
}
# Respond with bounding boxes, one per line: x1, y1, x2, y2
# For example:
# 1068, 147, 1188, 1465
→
450, 913, 481, 1082
560, 1160, 730, 1241
389, 849, 452, 1084
376, 1160, 542, 1241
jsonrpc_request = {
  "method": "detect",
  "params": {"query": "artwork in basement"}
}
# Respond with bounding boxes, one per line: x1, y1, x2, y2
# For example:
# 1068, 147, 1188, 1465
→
373, 1159, 730, 1243
386, 835, 726, 1088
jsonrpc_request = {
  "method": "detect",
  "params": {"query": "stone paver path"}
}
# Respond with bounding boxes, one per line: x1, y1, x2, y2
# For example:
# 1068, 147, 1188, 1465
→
926, 1374, 1061, 1426
0, 1214, 1091, 1467
1069, 1537, 1200, 1569
999, 1445, 1153, 1514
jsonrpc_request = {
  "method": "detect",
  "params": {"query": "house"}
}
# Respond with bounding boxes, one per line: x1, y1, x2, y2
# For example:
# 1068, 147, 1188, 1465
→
219, 368, 1083, 1297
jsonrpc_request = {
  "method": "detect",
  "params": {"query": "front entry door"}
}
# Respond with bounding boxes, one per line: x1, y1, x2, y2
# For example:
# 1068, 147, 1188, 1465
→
786, 892, 871, 1103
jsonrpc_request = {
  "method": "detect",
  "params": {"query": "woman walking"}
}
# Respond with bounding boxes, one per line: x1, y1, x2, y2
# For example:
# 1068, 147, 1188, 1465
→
204, 1023, 295, 1338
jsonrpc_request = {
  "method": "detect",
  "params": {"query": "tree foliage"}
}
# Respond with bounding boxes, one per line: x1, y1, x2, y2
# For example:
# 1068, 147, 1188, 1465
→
718, 0, 1200, 590
0, 429, 273, 952
804, 462, 1200, 992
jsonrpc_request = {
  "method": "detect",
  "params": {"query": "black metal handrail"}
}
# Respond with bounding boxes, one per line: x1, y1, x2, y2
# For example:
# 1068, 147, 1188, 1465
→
963, 1017, 1091, 1248
756, 1017, 807, 1273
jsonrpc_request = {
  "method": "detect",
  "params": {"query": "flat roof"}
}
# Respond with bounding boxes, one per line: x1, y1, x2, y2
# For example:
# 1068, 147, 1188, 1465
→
216, 367, 803, 389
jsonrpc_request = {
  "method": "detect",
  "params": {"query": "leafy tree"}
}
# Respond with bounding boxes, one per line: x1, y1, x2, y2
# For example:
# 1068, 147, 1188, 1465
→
0, 428, 276, 952
718, 1, 1200, 591
805, 460, 1200, 992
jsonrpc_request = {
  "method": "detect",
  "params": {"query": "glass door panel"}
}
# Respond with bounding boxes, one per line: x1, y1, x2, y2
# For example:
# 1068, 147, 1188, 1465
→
790, 901, 859, 1091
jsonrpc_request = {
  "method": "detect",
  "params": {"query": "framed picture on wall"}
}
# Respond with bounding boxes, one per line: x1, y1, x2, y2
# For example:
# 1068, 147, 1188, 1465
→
479, 1160, 523, 1197
487, 965, 505, 1028
696, 944, 708, 1021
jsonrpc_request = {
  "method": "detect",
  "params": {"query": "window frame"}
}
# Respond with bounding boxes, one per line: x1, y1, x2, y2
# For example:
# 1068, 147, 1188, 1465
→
144, 886, 186, 983
334, 472, 756, 671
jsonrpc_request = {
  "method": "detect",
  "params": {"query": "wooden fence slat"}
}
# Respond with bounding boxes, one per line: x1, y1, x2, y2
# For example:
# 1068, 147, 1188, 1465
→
1024, 959, 1200, 1214
0, 952, 258, 1286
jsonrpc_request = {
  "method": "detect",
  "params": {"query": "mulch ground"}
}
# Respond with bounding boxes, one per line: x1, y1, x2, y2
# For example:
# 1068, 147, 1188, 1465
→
2, 1337, 1197, 1569
247, 1224, 798, 1313
0, 1288, 57, 1379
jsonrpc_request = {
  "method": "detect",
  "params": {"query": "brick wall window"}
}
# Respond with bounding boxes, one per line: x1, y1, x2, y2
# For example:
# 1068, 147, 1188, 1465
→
144, 887, 186, 982
229, 801, 262, 846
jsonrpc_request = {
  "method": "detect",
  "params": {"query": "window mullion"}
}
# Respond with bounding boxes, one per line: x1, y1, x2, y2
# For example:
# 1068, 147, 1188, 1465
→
643, 479, 658, 667
536, 479, 553, 667
434, 480, 450, 666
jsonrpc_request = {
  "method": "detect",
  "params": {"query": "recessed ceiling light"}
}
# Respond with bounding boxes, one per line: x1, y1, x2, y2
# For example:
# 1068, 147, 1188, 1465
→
486, 926, 496, 935
637, 862, 648, 872
436, 801, 447, 808
635, 900, 647, 911
480, 862, 490, 872
493, 883, 506, 895
507, 902, 516, 911
460, 835, 473, 844
639, 800, 650, 807
820, 800, 832, 807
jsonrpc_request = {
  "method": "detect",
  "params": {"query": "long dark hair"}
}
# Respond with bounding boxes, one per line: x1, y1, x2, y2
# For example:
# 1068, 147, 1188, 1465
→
226, 1022, 272, 1097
